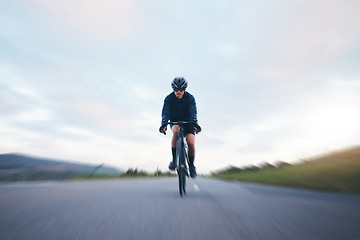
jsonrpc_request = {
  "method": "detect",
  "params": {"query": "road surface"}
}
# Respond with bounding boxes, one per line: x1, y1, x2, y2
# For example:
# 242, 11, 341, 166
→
1, 178, 360, 240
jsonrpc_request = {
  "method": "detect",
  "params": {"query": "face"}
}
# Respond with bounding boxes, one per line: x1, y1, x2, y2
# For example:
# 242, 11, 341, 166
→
173, 88, 185, 99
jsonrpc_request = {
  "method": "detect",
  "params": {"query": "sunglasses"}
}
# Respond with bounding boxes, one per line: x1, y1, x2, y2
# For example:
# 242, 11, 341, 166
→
173, 88, 185, 92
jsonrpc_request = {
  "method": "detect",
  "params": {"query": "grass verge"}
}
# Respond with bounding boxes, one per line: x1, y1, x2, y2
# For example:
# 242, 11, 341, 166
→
212, 146, 360, 194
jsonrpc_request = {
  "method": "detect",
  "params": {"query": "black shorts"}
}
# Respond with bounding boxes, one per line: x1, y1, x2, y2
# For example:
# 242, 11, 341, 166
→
170, 122, 195, 135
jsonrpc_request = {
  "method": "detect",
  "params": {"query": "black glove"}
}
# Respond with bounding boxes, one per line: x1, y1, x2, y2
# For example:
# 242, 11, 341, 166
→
159, 118, 167, 134
193, 118, 202, 133
159, 126, 166, 134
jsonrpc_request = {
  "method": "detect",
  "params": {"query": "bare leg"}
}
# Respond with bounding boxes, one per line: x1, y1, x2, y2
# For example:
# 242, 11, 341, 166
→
186, 133, 195, 158
168, 125, 180, 170
171, 125, 180, 148
186, 133, 197, 177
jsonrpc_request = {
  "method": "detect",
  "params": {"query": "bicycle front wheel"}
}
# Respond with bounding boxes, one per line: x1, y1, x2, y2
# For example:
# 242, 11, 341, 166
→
182, 168, 186, 195
178, 144, 186, 197
178, 168, 184, 197
178, 167, 186, 197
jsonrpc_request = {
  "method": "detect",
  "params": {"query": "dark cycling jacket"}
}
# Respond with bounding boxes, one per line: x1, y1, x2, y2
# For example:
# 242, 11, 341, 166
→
161, 91, 197, 122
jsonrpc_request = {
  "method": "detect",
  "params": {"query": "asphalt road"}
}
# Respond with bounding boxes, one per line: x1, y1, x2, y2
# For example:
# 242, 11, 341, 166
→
1, 178, 360, 240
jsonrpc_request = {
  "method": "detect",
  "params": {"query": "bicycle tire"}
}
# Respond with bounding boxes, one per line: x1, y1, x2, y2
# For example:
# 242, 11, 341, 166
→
178, 168, 183, 197
182, 168, 186, 195
178, 142, 186, 197
181, 146, 187, 195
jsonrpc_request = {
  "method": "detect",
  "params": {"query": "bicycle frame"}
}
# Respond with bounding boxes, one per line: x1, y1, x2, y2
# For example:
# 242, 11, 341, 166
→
167, 121, 193, 196
175, 124, 189, 174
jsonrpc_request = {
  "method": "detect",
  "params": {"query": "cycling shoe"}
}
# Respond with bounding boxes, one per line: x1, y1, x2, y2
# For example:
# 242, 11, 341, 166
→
168, 161, 176, 171
189, 166, 197, 178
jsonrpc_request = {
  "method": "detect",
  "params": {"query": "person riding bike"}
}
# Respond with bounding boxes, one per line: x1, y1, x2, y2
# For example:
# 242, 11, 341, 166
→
159, 77, 201, 178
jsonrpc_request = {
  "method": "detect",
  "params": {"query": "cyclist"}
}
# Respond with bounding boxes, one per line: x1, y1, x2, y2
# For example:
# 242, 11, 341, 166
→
159, 77, 201, 178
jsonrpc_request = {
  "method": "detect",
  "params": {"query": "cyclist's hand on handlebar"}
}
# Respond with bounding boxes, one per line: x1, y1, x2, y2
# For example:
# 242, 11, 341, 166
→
159, 118, 168, 135
193, 118, 202, 134
159, 125, 167, 135
194, 125, 201, 134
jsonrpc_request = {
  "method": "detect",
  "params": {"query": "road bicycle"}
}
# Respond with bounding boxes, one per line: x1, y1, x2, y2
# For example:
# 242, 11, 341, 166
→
166, 121, 194, 197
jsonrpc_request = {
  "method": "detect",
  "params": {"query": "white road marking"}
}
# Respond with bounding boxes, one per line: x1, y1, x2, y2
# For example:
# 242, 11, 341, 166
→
193, 183, 200, 191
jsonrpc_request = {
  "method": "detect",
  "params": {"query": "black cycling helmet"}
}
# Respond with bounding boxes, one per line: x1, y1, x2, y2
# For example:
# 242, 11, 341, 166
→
171, 77, 188, 89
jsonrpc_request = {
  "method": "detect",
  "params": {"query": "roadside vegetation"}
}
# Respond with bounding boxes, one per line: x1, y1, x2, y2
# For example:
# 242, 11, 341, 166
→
211, 146, 360, 194
68, 168, 176, 180
119, 168, 176, 178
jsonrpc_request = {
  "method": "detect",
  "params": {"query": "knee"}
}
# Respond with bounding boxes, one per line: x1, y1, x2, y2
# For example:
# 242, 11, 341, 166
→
172, 129, 179, 136
172, 125, 180, 135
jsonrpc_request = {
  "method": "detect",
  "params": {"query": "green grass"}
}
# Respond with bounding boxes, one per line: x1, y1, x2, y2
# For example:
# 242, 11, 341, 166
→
212, 146, 360, 194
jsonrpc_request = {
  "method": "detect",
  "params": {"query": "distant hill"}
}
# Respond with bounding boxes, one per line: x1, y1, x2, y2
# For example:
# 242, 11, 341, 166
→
0, 153, 123, 181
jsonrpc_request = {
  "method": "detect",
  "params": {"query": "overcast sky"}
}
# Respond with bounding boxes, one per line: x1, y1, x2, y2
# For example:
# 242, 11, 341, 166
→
1, 0, 360, 173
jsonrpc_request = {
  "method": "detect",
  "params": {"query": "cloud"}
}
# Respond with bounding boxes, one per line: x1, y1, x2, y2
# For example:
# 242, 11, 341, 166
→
256, 0, 360, 81
13, 87, 38, 98
59, 126, 96, 138
23, 0, 143, 40
14, 108, 52, 122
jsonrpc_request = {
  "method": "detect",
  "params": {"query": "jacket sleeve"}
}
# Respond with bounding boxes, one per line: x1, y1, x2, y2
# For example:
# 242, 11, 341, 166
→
189, 95, 197, 121
161, 95, 171, 122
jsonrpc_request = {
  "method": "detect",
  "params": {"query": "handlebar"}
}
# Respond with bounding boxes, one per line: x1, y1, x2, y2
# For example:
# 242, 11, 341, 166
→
160, 121, 201, 135
166, 121, 194, 126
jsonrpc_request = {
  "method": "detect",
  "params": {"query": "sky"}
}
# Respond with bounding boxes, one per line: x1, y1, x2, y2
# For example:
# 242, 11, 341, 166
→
1, 0, 360, 173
